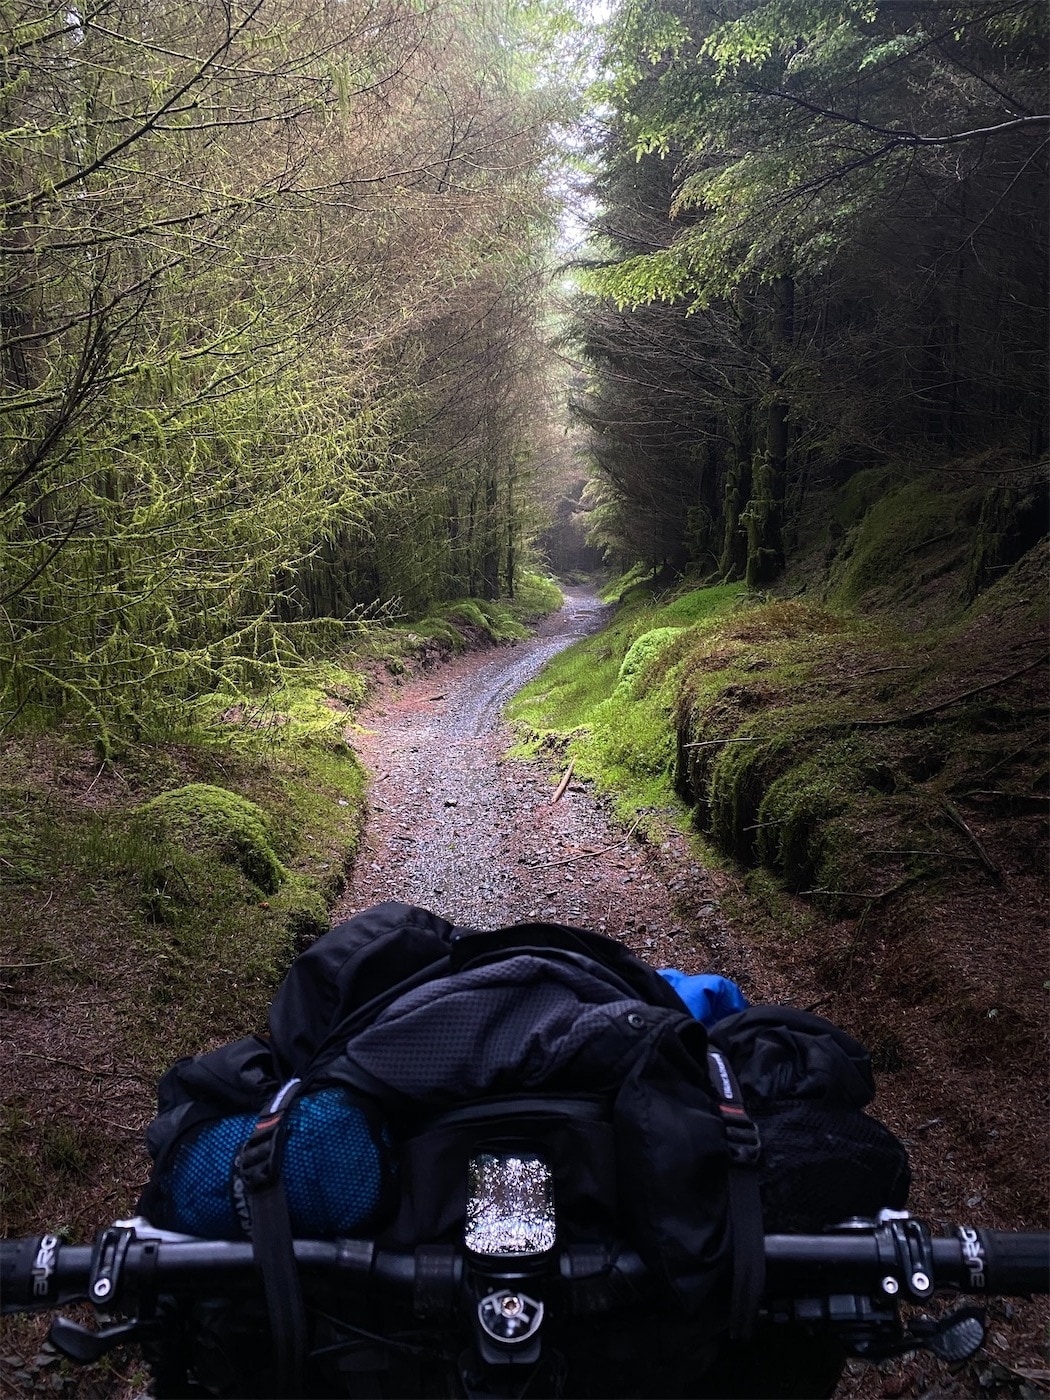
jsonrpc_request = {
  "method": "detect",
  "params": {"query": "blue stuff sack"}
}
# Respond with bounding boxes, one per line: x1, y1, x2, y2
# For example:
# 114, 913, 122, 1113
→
657, 968, 748, 1026
165, 1086, 391, 1240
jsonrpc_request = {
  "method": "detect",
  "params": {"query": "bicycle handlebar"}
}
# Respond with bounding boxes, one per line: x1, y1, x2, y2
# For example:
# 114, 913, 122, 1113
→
3, 1221, 1047, 1316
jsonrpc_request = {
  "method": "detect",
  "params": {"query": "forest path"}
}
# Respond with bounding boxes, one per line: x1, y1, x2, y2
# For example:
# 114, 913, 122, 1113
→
332, 589, 745, 982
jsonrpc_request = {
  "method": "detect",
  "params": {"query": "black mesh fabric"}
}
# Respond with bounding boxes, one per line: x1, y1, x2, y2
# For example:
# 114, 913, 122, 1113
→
335, 954, 644, 1108
754, 1101, 910, 1232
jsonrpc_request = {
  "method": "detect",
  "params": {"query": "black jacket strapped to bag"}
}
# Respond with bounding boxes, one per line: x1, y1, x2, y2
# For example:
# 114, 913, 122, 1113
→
139, 902, 910, 1394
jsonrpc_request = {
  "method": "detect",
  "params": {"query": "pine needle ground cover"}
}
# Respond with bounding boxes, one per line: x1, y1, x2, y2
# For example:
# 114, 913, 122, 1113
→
0, 714, 366, 1239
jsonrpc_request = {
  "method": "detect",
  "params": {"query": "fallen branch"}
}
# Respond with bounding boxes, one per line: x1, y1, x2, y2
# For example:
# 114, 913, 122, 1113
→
12, 1051, 154, 1083
97, 1117, 143, 1135
800, 877, 915, 901
683, 736, 759, 749
84, 761, 107, 796
852, 655, 1047, 729
530, 814, 643, 869
872, 847, 979, 860
941, 799, 1002, 882
0, 952, 77, 969
551, 759, 575, 804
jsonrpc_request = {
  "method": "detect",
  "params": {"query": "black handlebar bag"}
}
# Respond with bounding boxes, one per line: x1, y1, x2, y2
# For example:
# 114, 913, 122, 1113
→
137, 902, 909, 1397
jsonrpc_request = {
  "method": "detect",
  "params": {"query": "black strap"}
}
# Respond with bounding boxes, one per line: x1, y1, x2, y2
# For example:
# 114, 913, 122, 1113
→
707, 1049, 765, 1339
236, 1079, 307, 1397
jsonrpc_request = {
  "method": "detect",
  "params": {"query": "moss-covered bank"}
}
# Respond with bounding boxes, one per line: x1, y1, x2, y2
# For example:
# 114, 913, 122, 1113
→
511, 481, 1046, 919
0, 702, 367, 1236
0, 573, 564, 1239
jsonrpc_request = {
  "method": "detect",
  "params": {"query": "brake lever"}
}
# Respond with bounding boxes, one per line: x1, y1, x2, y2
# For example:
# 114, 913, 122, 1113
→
904, 1308, 987, 1364
844, 1304, 986, 1364
48, 1314, 166, 1364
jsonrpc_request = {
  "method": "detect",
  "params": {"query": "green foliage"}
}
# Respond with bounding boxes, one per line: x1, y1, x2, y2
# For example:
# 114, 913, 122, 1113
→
442, 599, 529, 643
0, 0, 570, 742
511, 571, 564, 618
597, 0, 1048, 302
136, 784, 288, 895
826, 476, 980, 610
572, 0, 1047, 590
508, 580, 745, 822
617, 627, 684, 688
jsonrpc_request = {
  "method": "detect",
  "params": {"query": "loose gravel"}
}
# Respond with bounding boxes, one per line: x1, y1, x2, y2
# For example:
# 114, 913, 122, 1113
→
333, 589, 737, 979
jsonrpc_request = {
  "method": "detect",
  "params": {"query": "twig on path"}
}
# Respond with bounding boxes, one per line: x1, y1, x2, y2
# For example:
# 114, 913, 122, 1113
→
941, 799, 1002, 882
851, 654, 1047, 729
12, 1050, 155, 1083
799, 877, 915, 901
0, 951, 77, 969
529, 814, 644, 870
683, 736, 759, 749
97, 1117, 143, 1135
84, 762, 107, 796
551, 760, 575, 804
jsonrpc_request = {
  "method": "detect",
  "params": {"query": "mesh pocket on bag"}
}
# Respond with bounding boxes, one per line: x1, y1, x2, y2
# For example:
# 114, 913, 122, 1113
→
167, 1087, 389, 1239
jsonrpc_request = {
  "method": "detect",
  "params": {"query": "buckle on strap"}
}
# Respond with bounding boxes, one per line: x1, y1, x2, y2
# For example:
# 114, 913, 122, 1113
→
707, 1048, 764, 1340
719, 1105, 762, 1166
706, 1050, 762, 1166
236, 1079, 301, 1192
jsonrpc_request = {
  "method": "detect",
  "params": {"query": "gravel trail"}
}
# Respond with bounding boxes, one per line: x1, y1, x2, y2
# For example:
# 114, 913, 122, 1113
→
332, 589, 739, 977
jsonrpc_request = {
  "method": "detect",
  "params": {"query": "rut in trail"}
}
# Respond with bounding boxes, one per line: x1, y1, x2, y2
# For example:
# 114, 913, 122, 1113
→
332, 589, 734, 979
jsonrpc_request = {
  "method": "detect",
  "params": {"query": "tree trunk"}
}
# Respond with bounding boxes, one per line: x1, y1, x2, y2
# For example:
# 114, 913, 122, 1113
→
745, 274, 792, 584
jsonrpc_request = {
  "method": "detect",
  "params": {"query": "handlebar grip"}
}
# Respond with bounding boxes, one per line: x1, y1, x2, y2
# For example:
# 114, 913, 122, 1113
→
1, 1237, 39, 1311
968, 1230, 1050, 1296
1, 1236, 95, 1312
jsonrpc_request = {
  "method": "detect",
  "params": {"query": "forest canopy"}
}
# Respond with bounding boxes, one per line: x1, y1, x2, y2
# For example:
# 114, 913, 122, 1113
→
570, 0, 1048, 582
1, 0, 575, 736
2, 0, 1047, 739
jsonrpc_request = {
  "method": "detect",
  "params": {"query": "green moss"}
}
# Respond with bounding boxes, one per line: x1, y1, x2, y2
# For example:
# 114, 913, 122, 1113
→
599, 564, 653, 603
194, 662, 367, 747
409, 619, 468, 650
268, 874, 330, 944
827, 476, 981, 610
440, 598, 529, 643
263, 743, 367, 906
511, 572, 563, 618
617, 627, 685, 690
658, 583, 748, 625
755, 736, 885, 889
137, 783, 288, 894
509, 580, 746, 827
0, 667, 372, 1239
444, 600, 489, 632
511, 557, 1043, 920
